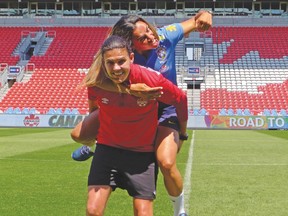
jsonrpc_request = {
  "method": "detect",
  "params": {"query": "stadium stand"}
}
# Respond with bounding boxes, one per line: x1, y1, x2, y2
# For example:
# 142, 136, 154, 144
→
0, 27, 28, 66
0, 25, 287, 115
29, 27, 110, 68
0, 27, 110, 114
198, 27, 288, 115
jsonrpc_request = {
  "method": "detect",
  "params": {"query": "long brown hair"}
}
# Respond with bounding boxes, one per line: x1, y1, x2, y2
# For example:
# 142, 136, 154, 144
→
83, 15, 159, 88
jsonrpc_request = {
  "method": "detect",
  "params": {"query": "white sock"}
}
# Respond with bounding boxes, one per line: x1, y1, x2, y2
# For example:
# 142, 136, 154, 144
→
169, 191, 185, 216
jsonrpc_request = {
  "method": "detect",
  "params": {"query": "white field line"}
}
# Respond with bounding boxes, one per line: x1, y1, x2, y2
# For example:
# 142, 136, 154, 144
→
183, 130, 195, 213
182, 131, 287, 214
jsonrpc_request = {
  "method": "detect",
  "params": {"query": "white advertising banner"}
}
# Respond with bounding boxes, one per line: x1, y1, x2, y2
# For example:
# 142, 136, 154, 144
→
0, 114, 86, 128
0, 114, 287, 129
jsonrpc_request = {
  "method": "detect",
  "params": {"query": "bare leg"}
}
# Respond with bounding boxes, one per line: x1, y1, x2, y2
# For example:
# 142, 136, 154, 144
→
155, 126, 185, 215
133, 198, 153, 216
86, 186, 112, 216
155, 126, 183, 196
71, 110, 100, 146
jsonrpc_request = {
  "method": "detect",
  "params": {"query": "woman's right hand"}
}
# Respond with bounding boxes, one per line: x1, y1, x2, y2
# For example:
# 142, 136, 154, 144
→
129, 83, 163, 100
195, 10, 212, 32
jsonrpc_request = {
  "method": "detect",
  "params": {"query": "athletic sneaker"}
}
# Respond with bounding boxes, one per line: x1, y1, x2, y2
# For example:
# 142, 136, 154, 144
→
71, 146, 94, 161
179, 213, 188, 216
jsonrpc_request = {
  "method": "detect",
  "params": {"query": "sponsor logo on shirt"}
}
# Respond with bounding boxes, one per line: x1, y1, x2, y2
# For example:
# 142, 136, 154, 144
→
168, 120, 176, 125
101, 98, 109, 104
165, 25, 177, 32
159, 34, 165, 41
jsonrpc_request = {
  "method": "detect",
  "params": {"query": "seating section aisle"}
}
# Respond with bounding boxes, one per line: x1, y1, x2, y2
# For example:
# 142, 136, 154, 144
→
29, 26, 110, 68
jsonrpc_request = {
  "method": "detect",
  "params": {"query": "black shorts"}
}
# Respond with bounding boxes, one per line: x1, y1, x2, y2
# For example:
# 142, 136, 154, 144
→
158, 103, 180, 131
88, 144, 158, 200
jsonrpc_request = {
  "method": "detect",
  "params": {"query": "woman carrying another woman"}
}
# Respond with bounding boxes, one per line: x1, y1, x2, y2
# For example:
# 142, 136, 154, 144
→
85, 35, 187, 216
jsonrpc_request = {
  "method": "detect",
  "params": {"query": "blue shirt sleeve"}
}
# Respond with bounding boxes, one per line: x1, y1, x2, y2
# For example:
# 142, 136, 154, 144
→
158, 23, 184, 50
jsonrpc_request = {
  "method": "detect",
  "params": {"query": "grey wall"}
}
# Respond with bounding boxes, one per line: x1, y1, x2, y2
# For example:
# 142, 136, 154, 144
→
0, 16, 287, 27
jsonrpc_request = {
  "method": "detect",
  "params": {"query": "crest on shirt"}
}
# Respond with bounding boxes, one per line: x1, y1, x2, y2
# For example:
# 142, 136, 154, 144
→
101, 98, 109, 104
156, 45, 167, 62
137, 98, 148, 107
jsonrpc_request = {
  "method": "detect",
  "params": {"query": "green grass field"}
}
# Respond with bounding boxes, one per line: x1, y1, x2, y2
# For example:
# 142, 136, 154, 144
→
0, 128, 287, 216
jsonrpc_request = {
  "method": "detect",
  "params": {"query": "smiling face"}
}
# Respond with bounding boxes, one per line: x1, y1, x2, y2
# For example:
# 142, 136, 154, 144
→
103, 47, 134, 84
132, 21, 159, 54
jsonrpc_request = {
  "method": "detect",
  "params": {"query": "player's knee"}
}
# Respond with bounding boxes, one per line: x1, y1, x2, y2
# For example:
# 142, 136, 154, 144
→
134, 203, 153, 216
86, 205, 103, 216
158, 157, 175, 172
